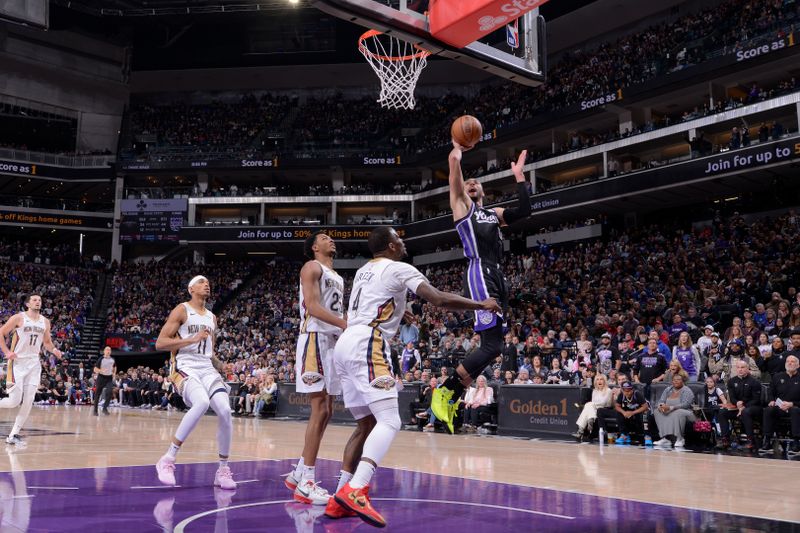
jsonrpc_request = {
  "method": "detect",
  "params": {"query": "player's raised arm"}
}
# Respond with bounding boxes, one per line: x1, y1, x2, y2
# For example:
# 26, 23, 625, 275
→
0, 314, 22, 359
494, 149, 531, 226
300, 260, 347, 331
155, 304, 204, 352
448, 142, 472, 221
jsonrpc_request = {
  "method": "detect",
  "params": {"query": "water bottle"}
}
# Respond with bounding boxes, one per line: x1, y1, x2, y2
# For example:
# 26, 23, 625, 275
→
599, 428, 606, 445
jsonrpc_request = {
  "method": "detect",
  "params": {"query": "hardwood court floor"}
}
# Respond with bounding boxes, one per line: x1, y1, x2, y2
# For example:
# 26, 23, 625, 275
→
1, 405, 798, 526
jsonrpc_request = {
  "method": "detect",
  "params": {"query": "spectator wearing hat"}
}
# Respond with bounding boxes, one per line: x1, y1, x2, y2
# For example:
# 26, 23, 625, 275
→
717, 360, 761, 450
594, 332, 619, 376
513, 369, 532, 385
710, 339, 760, 382
697, 326, 716, 355
613, 381, 649, 444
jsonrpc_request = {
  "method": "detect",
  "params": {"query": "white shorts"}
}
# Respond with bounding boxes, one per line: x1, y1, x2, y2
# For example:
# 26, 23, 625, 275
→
333, 325, 397, 409
170, 364, 227, 400
6, 358, 41, 390
296, 332, 342, 395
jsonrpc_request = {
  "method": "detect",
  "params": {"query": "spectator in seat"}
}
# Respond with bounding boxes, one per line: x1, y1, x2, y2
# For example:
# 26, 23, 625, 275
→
462, 375, 495, 432
594, 332, 619, 377
653, 374, 696, 449
662, 359, 690, 385
709, 339, 760, 382
529, 355, 548, 382
672, 332, 701, 381
613, 381, 650, 445
514, 369, 532, 385
762, 336, 789, 378
545, 358, 571, 384
255, 374, 277, 417
503, 371, 515, 385
501, 333, 519, 373
759, 355, 800, 455
717, 361, 761, 450
573, 373, 613, 442
697, 325, 716, 356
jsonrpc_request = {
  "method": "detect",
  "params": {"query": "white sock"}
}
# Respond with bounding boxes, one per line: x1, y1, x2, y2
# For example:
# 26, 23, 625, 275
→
293, 457, 305, 479
337, 470, 353, 492
301, 464, 315, 483
349, 461, 376, 489
219, 457, 228, 468
165, 443, 180, 460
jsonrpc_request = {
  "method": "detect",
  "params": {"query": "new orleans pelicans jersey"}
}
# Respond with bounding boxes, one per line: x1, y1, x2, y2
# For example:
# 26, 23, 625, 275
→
299, 261, 344, 335
347, 258, 428, 338
173, 303, 216, 373
11, 313, 46, 360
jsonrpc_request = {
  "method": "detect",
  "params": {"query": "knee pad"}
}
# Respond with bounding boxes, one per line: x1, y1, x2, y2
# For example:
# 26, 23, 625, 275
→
371, 399, 401, 433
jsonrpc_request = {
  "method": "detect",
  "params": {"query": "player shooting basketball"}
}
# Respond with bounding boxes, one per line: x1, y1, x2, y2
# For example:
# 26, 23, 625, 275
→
431, 141, 530, 433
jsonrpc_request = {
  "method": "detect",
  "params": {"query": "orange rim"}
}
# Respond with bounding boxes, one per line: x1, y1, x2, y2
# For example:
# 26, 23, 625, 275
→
358, 30, 430, 61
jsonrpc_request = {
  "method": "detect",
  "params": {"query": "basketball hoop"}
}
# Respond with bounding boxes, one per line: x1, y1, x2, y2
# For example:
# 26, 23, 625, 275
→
358, 30, 430, 110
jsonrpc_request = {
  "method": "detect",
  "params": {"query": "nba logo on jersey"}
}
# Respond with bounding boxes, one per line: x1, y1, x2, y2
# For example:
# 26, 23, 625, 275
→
506, 19, 519, 49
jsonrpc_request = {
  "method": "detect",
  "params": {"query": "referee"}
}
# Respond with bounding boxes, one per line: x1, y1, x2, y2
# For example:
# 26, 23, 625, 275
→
93, 346, 116, 416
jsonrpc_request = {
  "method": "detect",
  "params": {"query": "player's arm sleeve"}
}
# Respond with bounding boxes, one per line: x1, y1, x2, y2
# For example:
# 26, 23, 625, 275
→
384, 263, 429, 294
498, 182, 531, 224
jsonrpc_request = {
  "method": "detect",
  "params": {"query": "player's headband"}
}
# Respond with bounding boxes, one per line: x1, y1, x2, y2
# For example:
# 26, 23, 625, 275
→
188, 275, 208, 291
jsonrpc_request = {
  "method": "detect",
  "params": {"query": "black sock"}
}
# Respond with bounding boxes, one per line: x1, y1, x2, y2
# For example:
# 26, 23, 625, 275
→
442, 375, 465, 400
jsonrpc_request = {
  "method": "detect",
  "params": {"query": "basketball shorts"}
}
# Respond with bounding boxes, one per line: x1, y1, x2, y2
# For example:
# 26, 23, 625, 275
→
170, 363, 227, 400
6, 358, 41, 391
296, 332, 342, 395
463, 261, 509, 331
333, 325, 397, 409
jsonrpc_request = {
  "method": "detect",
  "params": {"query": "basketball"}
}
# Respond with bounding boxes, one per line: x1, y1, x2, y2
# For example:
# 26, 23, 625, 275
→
451, 115, 483, 148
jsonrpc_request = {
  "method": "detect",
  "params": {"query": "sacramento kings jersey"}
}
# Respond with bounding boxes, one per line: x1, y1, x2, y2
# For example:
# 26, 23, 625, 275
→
12, 313, 46, 360
347, 258, 428, 338
174, 303, 215, 370
455, 202, 504, 266
299, 261, 344, 335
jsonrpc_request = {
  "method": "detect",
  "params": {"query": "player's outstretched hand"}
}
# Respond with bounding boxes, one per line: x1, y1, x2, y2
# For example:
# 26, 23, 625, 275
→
480, 298, 501, 313
511, 150, 528, 181
53, 348, 63, 359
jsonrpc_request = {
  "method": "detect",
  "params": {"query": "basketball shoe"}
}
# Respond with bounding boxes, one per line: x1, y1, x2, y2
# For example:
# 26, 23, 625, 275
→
156, 456, 177, 486
324, 495, 358, 519
334, 483, 385, 528
294, 479, 331, 505
214, 465, 237, 490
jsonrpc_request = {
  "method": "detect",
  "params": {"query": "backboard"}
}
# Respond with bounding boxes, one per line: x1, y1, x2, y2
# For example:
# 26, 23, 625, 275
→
311, 0, 546, 86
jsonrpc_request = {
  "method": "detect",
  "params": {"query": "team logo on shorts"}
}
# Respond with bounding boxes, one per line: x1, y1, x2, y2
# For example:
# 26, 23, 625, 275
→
478, 310, 494, 325
302, 374, 322, 385
370, 378, 396, 390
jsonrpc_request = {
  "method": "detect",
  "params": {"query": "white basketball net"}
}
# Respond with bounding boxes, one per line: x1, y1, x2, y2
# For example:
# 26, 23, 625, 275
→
358, 30, 430, 110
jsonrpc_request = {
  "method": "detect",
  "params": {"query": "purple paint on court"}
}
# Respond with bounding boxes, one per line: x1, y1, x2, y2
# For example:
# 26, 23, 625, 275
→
1, 458, 796, 532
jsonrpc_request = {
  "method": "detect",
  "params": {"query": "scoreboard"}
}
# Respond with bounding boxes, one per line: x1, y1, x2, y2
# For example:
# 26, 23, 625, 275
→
119, 199, 187, 243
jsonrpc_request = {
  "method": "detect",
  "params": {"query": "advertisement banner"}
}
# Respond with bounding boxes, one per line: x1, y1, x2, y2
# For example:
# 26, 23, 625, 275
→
0, 208, 112, 230
276, 382, 420, 424
497, 385, 582, 438
180, 225, 406, 242
0, 159, 112, 180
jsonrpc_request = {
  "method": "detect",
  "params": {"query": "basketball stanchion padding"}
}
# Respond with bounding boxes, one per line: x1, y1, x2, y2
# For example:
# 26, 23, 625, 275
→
429, 0, 550, 48
358, 30, 431, 110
